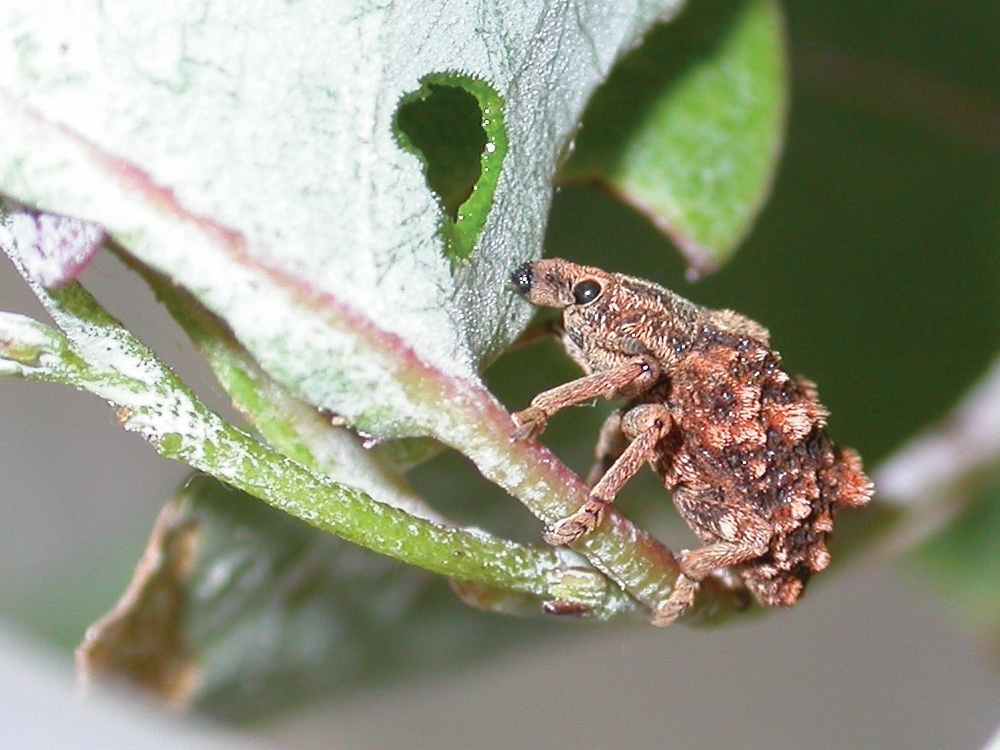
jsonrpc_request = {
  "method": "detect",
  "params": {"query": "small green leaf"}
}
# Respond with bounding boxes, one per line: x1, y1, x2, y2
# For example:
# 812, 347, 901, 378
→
560, 0, 787, 276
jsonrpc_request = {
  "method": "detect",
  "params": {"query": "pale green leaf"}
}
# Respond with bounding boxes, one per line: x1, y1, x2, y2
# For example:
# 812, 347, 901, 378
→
0, 2, 719, 617
0, 0, 683, 430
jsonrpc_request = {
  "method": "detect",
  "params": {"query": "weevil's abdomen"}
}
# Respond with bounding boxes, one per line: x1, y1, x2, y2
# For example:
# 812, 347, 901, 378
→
663, 326, 873, 608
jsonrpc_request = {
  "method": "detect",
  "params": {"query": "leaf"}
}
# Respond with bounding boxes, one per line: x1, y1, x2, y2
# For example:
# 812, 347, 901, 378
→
77, 498, 199, 708
559, 0, 787, 276
80, 475, 556, 721
1, 3, 732, 617
0, 0, 684, 418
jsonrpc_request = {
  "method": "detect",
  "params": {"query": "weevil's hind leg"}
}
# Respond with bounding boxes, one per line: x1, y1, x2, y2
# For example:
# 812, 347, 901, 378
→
585, 411, 627, 487
545, 404, 672, 545
652, 492, 772, 626
652, 575, 700, 627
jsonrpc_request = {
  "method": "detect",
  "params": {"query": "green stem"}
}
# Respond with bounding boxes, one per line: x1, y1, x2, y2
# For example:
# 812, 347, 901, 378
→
0, 281, 633, 620
116, 254, 645, 620
126, 253, 447, 524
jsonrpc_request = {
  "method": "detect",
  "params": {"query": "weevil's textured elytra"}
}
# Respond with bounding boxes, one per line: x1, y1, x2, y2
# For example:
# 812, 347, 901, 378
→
510, 259, 873, 626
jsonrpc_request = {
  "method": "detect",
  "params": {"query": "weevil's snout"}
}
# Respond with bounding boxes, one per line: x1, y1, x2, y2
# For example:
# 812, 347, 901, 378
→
510, 258, 580, 308
510, 262, 534, 296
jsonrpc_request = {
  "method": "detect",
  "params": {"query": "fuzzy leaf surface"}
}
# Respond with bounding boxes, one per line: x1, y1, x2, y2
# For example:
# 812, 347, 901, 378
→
0, 0, 682, 436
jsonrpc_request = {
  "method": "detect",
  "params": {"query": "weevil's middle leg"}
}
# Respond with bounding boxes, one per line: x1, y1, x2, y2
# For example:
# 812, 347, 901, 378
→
585, 411, 628, 487
544, 404, 672, 545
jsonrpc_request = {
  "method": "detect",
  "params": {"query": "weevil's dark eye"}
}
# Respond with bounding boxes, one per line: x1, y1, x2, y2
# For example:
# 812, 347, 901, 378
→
572, 279, 602, 305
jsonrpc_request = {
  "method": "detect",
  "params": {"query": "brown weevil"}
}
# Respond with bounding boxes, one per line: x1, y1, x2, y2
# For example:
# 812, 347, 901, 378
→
511, 259, 873, 625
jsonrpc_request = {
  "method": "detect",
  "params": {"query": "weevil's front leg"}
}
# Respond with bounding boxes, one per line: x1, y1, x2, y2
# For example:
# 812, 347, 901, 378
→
511, 356, 660, 441
545, 404, 672, 545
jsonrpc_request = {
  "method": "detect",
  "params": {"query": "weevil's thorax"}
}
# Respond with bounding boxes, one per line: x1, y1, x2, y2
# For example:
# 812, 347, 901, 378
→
562, 273, 704, 375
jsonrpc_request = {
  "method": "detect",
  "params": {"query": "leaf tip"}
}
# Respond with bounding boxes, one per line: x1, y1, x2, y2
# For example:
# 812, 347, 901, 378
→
1, 202, 105, 289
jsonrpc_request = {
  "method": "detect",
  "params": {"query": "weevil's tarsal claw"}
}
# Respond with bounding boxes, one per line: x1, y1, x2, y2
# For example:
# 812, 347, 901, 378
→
511, 406, 547, 442
543, 498, 607, 546
651, 574, 699, 627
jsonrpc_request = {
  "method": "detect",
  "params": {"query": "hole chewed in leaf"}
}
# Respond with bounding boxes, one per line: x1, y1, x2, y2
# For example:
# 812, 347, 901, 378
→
396, 85, 486, 220
395, 73, 507, 263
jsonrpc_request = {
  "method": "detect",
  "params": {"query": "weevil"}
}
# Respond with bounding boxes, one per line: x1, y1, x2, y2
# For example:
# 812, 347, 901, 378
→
510, 259, 873, 625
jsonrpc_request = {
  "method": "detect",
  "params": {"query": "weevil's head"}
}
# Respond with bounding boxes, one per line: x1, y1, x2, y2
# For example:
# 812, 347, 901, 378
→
510, 258, 697, 370
510, 258, 612, 313
512, 259, 772, 376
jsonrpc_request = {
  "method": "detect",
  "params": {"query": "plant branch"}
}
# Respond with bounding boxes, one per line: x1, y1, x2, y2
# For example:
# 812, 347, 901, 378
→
122, 252, 447, 525
875, 355, 1000, 508
118, 250, 749, 624
118, 253, 640, 619
0, 105, 748, 622
861, 356, 1000, 555
0, 272, 634, 620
